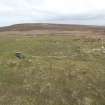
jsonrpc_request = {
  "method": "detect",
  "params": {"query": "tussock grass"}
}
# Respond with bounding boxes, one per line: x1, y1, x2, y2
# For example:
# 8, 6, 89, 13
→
0, 36, 105, 105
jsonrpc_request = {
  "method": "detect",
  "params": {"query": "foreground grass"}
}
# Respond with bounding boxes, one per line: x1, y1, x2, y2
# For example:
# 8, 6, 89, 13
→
0, 36, 105, 105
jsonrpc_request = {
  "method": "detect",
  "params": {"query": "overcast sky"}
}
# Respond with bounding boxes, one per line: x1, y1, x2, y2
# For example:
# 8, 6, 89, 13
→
0, 0, 105, 26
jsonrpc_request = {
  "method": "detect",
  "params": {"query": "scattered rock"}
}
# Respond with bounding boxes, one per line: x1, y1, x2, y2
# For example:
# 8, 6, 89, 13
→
15, 52, 25, 59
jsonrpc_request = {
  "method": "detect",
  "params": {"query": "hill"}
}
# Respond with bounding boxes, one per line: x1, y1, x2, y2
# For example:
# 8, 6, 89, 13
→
0, 23, 105, 37
0, 23, 105, 32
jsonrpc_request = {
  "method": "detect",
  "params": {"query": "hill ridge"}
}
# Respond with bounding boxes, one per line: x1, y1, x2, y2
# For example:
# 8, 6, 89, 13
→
0, 23, 105, 32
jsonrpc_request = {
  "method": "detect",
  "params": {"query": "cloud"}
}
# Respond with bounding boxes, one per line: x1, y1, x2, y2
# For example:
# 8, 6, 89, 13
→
0, 0, 105, 26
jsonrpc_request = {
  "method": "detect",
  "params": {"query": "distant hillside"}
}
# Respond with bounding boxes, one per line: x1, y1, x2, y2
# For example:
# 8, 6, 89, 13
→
0, 23, 105, 32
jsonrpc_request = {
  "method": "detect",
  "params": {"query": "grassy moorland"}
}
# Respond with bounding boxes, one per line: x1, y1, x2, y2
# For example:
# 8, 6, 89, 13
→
0, 35, 105, 105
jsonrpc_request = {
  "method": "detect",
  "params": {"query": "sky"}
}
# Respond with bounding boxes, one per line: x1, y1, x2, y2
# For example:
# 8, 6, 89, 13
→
0, 0, 105, 26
